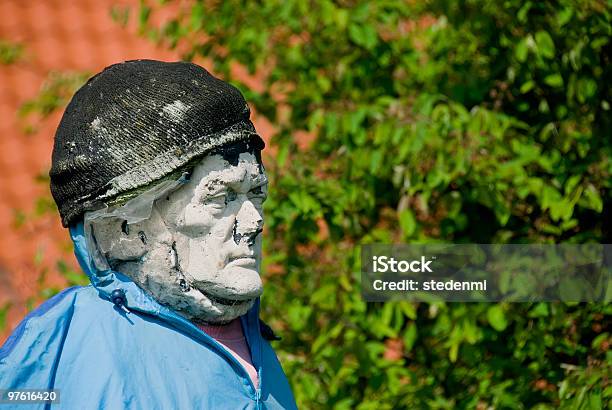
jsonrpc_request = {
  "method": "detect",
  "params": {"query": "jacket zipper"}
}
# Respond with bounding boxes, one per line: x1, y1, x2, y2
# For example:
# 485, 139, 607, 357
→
255, 387, 261, 408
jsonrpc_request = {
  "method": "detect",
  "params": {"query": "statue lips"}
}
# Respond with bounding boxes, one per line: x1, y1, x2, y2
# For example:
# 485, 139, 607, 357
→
225, 250, 258, 268
200, 291, 253, 306
195, 283, 256, 306
226, 255, 257, 268
194, 258, 262, 306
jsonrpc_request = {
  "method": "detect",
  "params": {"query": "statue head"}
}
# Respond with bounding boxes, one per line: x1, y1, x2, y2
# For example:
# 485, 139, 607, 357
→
50, 60, 267, 324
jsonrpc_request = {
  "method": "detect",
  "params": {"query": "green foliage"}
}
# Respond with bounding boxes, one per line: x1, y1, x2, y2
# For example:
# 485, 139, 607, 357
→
128, 0, 611, 408
0, 40, 24, 65
23, 260, 90, 314
110, 5, 130, 28
0, 303, 11, 332
19, 71, 90, 134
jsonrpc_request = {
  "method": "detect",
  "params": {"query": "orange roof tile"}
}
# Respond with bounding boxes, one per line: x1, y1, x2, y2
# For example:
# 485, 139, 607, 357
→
0, 0, 276, 343
0, 0, 273, 341
0, 0, 182, 342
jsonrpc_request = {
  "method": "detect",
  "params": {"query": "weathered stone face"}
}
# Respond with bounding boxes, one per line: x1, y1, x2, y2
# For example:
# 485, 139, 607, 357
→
89, 152, 267, 324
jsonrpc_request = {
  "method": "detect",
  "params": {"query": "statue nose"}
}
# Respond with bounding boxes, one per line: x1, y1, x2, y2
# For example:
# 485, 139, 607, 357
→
244, 226, 263, 246
232, 199, 263, 246
233, 222, 263, 246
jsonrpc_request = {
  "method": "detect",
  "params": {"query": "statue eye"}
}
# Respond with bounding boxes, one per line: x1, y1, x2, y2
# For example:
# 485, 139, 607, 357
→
225, 189, 237, 204
203, 189, 237, 208
247, 185, 267, 205
203, 194, 225, 208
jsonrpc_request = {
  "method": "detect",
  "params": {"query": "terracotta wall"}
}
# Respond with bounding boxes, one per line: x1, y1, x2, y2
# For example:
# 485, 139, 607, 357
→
0, 0, 272, 342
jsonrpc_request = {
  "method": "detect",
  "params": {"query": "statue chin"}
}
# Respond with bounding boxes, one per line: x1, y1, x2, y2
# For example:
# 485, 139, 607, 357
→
177, 289, 257, 325
193, 287, 258, 323
134, 270, 258, 325
190, 298, 257, 325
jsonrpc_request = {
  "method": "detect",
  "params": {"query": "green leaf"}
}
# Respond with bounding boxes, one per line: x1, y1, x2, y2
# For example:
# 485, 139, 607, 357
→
576, 78, 597, 103
398, 209, 416, 237
403, 323, 418, 352
515, 39, 528, 62
544, 73, 564, 87
348, 23, 378, 51
535, 31, 555, 59
398, 302, 417, 320
581, 185, 603, 212
557, 8, 573, 26
138, 4, 152, 32
0, 303, 11, 331
520, 80, 535, 93
487, 305, 508, 331
528, 303, 549, 317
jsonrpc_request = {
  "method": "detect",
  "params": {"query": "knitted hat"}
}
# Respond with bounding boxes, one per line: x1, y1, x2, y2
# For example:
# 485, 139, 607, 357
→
50, 60, 261, 227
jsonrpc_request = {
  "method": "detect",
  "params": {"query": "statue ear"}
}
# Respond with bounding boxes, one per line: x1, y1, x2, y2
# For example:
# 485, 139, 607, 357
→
91, 217, 147, 267
154, 190, 188, 229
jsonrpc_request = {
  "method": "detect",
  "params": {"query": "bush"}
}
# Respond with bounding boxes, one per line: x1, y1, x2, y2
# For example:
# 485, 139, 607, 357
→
127, 1, 612, 408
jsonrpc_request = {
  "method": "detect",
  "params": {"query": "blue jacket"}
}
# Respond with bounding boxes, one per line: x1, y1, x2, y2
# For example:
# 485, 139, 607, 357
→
0, 223, 297, 409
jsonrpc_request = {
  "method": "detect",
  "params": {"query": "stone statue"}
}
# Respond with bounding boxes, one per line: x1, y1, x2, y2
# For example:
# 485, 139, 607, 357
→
0, 60, 297, 409
86, 140, 267, 325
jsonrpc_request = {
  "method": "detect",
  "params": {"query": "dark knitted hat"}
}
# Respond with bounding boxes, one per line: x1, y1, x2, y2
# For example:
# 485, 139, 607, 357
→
50, 59, 262, 228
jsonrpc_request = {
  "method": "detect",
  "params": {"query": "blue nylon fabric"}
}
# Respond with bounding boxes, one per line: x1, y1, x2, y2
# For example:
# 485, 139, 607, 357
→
0, 222, 297, 409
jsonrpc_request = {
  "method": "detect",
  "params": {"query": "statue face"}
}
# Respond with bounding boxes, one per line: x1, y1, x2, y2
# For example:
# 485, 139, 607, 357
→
90, 151, 267, 324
